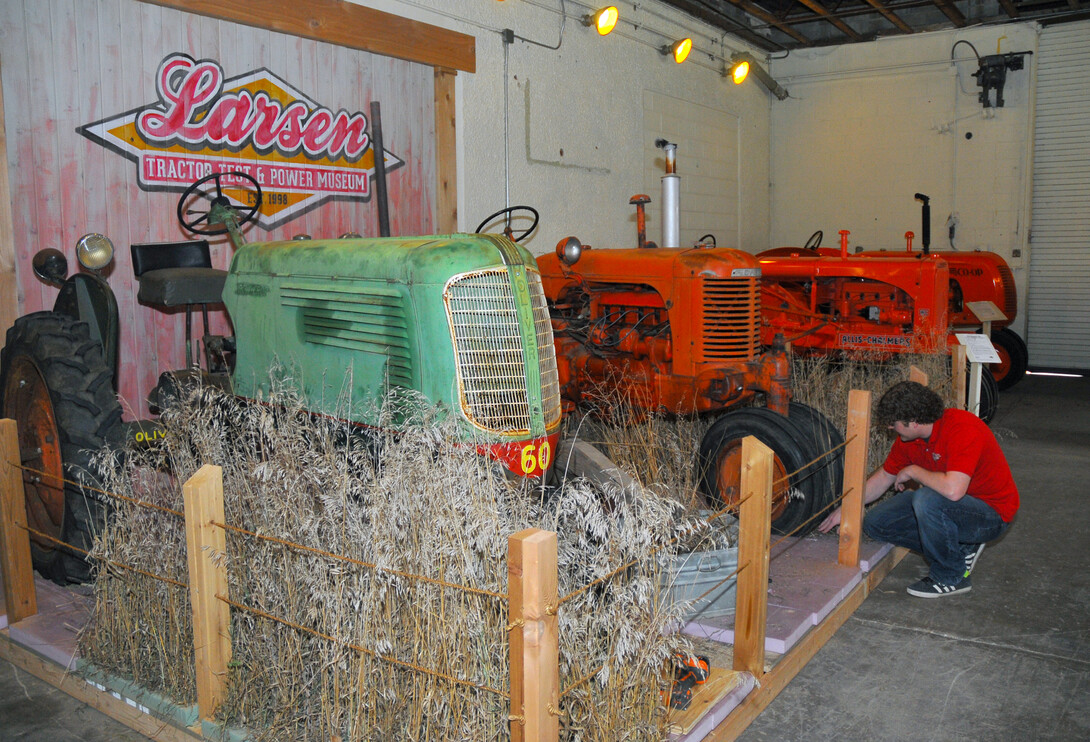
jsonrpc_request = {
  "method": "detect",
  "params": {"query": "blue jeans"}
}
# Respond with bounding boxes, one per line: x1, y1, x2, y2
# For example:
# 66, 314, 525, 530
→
863, 487, 1009, 585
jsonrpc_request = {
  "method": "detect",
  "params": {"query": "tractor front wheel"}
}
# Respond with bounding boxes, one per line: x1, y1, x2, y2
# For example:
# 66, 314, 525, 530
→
697, 408, 821, 536
991, 328, 1028, 391
0, 312, 123, 583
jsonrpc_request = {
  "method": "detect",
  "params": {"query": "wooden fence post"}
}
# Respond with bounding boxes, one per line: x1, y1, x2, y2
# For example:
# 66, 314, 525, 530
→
183, 465, 231, 721
508, 528, 559, 742
733, 436, 772, 677
838, 391, 872, 568
952, 345, 968, 410
908, 366, 929, 386
0, 418, 36, 623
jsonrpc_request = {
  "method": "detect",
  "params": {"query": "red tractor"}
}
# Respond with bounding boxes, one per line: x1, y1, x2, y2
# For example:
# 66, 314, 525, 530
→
851, 194, 1024, 389
801, 194, 1026, 389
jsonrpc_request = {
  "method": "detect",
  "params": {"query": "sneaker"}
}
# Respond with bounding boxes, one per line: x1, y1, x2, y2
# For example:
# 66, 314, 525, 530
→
963, 543, 986, 579
907, 576, 972, 598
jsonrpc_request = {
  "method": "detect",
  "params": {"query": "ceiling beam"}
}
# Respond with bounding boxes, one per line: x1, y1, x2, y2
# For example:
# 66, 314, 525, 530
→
720, 0, 815, 45
792, 0, 866, 40
929, 0, 969, 26
663, 0, 788, 50
997, 0, 1021, 17
861, 0, 915, 32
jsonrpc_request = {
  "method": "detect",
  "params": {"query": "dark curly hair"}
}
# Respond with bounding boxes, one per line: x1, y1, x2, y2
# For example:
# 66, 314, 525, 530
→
875, 381, 945, 426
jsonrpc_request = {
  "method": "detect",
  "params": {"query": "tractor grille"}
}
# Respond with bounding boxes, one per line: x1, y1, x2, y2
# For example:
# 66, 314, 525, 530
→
997, 262, 1018, 321
281, 282, 412, 386
445, 268, 562, 434
701, 277, 760, 361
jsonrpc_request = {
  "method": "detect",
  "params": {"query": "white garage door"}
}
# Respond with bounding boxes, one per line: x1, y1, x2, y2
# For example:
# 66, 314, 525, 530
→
1028, 20, 1090, 372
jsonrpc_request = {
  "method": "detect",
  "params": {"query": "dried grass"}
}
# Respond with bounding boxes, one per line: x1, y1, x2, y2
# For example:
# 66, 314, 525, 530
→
78, 352, 951, 740
80, 378, 705, 741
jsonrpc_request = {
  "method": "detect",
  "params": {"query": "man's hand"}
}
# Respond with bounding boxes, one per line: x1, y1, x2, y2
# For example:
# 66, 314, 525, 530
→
817, 506, 842, 533
894, 465, 919, 491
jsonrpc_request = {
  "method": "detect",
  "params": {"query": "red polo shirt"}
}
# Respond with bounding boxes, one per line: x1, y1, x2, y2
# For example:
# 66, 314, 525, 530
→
883, 409, 1019, 522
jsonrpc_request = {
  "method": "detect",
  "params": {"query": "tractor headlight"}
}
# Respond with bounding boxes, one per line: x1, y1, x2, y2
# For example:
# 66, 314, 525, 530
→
556, 236, 583, 266
75, 233, 115, 271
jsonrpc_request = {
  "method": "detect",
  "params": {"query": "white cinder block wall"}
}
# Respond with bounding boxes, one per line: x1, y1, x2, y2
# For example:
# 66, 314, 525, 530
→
769, 24, 1039, 337
354, 0, 773, 255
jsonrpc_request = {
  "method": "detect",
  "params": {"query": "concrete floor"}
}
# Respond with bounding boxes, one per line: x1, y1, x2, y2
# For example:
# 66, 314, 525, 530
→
2, 373, 1087, 741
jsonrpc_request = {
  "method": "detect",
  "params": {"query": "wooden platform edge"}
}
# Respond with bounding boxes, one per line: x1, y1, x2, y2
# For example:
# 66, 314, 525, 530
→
0, 629, 202, 742
701, 546, 909, 741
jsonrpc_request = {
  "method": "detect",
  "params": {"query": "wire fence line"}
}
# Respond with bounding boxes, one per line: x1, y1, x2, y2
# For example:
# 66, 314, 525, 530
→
556, 433, 853, 607
212, 519, 509, 601
11, 461, 506, 602
13, 462, 185, 518
217, 593, 511, 699
14, 522, 188, 589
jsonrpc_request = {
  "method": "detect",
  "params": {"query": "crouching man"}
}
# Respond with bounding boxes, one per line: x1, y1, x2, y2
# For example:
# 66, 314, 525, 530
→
818, 380, 1019, 598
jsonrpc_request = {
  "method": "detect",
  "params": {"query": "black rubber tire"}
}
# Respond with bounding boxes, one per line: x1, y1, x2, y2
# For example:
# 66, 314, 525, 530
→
697, 408, 821, 536
788, 402, 844, 523
977, 366, 1000, 425
0, 312, 123, 583
991, 328, 1028, 391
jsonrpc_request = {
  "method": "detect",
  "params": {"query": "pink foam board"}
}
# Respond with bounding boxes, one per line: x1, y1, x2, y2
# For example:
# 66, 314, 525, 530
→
8, 578, 92, 669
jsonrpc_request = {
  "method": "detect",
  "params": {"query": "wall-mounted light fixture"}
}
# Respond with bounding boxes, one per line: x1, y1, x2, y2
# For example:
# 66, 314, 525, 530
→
662, 38, 692, 64
729, 58, 750, 85
582, 6, 619, 36
726, 52, 788, 100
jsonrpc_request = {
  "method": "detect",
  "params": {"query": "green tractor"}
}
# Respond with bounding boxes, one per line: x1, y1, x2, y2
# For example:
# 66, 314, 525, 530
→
0, 173, 569, 583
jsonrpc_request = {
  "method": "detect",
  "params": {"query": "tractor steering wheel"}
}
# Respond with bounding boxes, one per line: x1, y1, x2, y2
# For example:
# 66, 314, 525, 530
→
475, 206, 539, 243
803, 230, 823, 251
177, 171, 263, 235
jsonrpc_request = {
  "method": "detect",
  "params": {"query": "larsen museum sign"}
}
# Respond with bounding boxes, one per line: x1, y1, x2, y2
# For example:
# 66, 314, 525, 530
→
78, 53, 403, 229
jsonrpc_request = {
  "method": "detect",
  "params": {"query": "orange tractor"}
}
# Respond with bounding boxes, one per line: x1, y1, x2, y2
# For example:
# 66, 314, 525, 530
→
849, 194, 1025, 389
778, 193, 1025, 390
537, 143, 840, 535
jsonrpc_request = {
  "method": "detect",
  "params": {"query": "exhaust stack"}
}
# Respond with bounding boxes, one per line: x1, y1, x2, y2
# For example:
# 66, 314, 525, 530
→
656, 138, 680, 248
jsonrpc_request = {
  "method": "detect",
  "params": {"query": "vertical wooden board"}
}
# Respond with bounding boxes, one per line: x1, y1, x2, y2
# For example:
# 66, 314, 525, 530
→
952, 345, 968, 409
50, 1, 88, 258
838, 389, 872, 567
0, 9, 31, 321
0, 419, 37, 623
136, 0, 177, 398
908, 365, 928, 386
507, 528, 559, 742
434, 68, 457, 234
0, 61, 18, 337
733, 436, 772, 677
182, 464, 231, 719
23, 1, 60, 316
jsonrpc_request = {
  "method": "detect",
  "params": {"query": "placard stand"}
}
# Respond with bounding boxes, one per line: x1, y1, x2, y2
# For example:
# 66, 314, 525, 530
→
959, 301, 1007, 418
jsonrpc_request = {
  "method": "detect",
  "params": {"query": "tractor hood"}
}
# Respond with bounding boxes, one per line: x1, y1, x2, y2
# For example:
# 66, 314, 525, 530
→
222, 233, 555, 438
228, 233, 534, 285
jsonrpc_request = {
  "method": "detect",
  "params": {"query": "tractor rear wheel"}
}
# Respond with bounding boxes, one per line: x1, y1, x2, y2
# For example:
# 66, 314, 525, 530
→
964, 365, 1000, 425
788, 402, 844, 523
0, 312, 123, 583
697, 408, 821, 536
991, 328, 1028, 391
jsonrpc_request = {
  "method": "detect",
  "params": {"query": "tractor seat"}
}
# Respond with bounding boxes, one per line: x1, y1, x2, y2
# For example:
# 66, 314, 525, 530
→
131, 240, 228, 371
131, 240, 226, 307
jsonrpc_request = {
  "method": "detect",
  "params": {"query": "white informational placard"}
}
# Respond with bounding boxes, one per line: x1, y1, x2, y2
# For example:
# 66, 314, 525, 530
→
956, 333, 1002, 364
966, 300, 1007, 323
